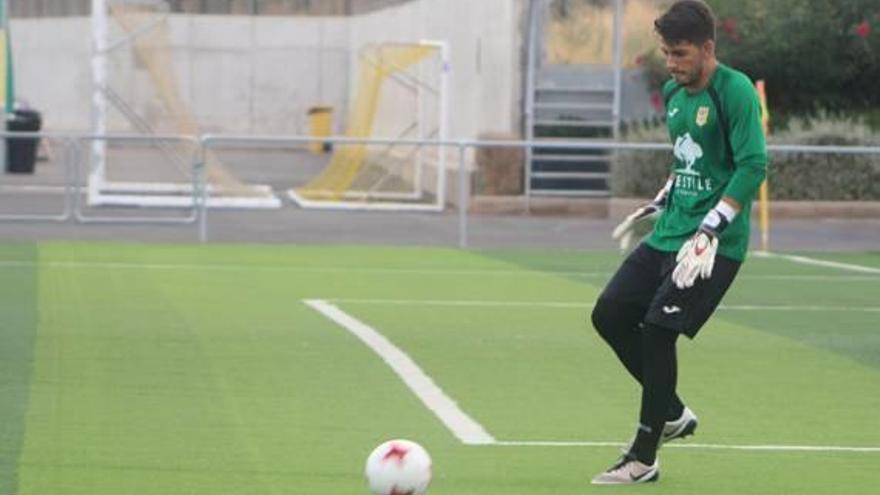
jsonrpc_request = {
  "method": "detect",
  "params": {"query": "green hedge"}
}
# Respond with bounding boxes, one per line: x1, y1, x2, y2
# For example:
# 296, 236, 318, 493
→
612, 118, 880, 200
767, 118, 880, 200
611, 123, 670, 198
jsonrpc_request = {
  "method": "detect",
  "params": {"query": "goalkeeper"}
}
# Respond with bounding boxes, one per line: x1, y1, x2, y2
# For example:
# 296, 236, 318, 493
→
590, 0, 767, 485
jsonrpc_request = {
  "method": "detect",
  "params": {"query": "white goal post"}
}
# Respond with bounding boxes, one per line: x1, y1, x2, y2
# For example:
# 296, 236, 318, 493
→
89, 0, 280, 209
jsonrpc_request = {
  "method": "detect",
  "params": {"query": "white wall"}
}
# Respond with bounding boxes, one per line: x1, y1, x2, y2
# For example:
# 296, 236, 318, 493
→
177, 15, 351, 135
10, 13, 350, 133
10, 0, 525, 140
11, 17, 93, 131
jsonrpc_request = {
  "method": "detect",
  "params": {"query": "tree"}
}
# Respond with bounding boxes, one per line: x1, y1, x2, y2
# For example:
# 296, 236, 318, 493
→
706, 0, 880, 116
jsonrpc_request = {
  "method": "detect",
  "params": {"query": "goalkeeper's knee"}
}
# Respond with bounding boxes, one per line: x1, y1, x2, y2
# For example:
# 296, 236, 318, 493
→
591, 298, 630, 343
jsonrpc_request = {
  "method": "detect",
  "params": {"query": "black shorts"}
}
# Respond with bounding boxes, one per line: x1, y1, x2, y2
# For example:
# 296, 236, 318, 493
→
597, 242, 741, 338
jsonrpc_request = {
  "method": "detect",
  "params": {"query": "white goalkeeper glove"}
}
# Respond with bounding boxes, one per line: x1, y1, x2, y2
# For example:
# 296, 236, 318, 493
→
672, 230, 718, 289
672, 200, 738, 289
612, 204, 662, 251
612, 176, 674, 252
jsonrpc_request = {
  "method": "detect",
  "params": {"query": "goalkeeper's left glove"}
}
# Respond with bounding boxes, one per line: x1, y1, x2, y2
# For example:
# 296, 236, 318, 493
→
612, 175, 674, 252
671, 200, 738, 289
612, 203, 662, 252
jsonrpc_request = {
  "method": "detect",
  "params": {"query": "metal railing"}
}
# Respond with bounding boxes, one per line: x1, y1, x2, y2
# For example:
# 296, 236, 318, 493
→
0, 132, 76, 223
70, 134, 203, 225
1, 131, 879, 247
0, 131, 205, 235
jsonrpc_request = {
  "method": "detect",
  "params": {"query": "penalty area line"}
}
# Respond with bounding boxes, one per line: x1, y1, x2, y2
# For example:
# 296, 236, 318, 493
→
754, 251, 880, 275
0, 258, 875, 281
307, 297, 880, 455
303, 299, 495, 445
325, 298, 880, 313
493, 440, 880, 453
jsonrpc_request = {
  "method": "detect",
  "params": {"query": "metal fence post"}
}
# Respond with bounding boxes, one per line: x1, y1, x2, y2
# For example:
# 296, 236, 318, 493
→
62, 137, 76, 221
197, 138, 208, 243
71, 137, 84, 220
457, 141, 468, 248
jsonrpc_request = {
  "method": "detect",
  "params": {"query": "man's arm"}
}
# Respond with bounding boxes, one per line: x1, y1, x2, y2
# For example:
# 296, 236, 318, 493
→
719, 77, 767, 211
672, 78, 767, 289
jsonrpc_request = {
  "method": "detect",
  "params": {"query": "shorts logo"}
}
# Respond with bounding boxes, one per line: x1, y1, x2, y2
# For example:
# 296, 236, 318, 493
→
696, 106, 710, 126
662, 305, 682, 315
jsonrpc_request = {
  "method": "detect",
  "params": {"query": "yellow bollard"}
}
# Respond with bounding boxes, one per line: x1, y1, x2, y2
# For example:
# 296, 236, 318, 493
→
755, 80, 771, 252
307, 106, 333, 155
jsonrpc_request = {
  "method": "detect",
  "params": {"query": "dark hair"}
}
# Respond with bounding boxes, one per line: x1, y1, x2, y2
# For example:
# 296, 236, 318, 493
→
654, 0, 716, 45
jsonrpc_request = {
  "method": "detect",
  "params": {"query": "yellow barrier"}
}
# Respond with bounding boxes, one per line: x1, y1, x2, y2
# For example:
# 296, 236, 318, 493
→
756, 80, 771, 252
307, 106, 333, 155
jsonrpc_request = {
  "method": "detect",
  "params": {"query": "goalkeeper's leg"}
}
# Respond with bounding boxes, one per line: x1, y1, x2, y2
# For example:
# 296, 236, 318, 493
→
591, 244, 685, 419
624, 253, 741, 463
628, 323, 680, 466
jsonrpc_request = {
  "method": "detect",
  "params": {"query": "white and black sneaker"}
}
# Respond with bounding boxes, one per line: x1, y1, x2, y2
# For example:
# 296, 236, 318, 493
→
662, 406, 698, 444
621, 406, 699, 454
591, 455, 659, 485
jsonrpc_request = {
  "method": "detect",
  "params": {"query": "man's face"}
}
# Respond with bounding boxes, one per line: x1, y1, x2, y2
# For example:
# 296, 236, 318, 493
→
660, 40, 712, 87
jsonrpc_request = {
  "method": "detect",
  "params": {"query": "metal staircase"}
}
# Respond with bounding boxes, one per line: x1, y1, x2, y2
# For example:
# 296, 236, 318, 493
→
524, 0, 623, 198
530, 65, 616, 196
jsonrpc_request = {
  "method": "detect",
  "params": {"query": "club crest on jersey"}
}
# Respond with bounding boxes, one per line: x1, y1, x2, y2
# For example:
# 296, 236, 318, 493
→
696, 106, 710, 127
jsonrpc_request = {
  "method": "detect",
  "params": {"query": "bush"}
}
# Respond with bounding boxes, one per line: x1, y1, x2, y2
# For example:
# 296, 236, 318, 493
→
473, 133, 524, 196
706, 0, 880, 117
767, 117, 880, 200
610, 123, 670, 197
637, 1, 880, 119
612, 117, 880, 200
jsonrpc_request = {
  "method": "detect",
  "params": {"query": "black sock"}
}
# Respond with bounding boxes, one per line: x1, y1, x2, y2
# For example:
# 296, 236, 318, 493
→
630, 323, 679, 465
592, 300, 685, 420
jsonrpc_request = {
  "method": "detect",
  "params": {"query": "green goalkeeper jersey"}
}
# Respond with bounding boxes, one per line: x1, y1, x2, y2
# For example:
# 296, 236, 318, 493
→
647, 63, 768, 262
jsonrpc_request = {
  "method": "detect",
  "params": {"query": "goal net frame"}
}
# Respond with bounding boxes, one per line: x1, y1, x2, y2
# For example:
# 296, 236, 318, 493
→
288, 40, 450, 212
89, 0, 280, 209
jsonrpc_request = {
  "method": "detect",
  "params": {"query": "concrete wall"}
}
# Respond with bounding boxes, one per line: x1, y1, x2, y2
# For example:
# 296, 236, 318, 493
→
11, 17, 93, 131
175, 15, 351, 135
10, 14, 350, 134
10, 0, 525, 140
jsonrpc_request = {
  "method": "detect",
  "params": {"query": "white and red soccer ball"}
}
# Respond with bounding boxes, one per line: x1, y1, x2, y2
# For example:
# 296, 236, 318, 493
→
364, 439, 432, 495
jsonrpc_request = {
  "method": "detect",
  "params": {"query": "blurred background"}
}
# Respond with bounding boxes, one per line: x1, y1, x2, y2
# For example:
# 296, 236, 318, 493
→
0, 0, 877, 249
0, 3, 878, 495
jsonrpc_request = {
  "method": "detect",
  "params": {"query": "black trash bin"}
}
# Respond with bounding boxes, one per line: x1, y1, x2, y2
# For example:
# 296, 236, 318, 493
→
6, 108, 42, 174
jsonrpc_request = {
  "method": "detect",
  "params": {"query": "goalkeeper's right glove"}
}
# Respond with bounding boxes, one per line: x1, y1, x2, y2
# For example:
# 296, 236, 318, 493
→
611, 175, 674, 252
671, 199, 737, 289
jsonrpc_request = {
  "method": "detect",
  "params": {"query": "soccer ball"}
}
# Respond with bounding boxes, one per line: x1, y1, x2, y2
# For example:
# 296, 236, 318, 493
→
364, 439, 432, 495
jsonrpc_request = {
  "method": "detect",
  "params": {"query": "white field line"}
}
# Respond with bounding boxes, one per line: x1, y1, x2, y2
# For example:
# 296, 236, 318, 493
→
493, 440, 880, 453
755, 251, 880, 275
326, 298, 880, 313
0, 260, 608, 277
303, 299, 495, 445
0, 259, 876, 281
331, 298, 590, 309
310, 297, 880, 454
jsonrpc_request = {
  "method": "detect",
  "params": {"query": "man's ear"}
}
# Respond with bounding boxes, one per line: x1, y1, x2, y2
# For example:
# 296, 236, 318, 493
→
702, 39, 716, 57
